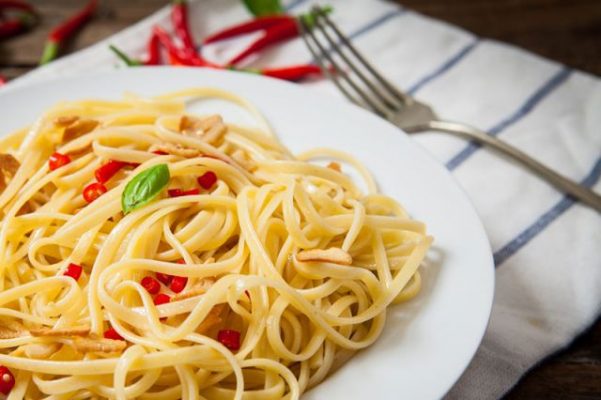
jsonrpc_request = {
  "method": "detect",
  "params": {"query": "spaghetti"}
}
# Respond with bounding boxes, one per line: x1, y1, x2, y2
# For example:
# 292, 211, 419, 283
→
0, 88, 431, 399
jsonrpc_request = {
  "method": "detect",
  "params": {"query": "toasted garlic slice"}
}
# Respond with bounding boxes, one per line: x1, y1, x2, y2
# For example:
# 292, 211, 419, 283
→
73, 338, 126, 353
30, 326, 90, 337
296, 247, 353, 265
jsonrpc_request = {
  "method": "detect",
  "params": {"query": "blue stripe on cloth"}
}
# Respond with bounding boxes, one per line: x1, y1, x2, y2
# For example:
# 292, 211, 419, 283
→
407, 40, 478, 95
308, 8, 407, 63
347, 8, 406, 40
493, 156, 601, 266
446, 67, 572, 170
284, 0, 309, 11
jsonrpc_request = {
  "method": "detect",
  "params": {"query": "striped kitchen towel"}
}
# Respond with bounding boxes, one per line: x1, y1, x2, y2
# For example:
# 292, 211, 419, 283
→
10, 0, 601, 398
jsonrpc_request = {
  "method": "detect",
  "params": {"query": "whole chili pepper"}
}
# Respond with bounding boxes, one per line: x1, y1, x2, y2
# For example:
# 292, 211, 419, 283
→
40, 0, 97, 65
109, 33, 160, 67
228, 18, 298, 65
0, 1, 37, 40
202, 15, 292, 45
0, 13, 34, 39
153, 25, 220, 68
0, 74, 6, 86
0, 0, 35, 14
171, 0, 196, 57
258, 64, 322, 81
210, 7, 332, 66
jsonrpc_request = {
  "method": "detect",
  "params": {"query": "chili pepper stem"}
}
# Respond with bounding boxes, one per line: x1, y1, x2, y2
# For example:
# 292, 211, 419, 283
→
109, 44, 142, 67
40, 41, 59, 65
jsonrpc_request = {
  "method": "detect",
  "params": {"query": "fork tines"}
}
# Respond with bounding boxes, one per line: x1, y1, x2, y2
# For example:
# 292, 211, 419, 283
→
299, 6, 410, 117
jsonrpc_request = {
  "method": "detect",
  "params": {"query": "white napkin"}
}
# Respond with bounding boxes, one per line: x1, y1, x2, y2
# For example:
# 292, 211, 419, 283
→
10, 0, 601, 398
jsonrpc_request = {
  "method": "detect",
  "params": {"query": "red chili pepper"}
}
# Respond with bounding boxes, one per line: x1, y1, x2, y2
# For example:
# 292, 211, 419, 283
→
168, 188, 200, 197
48, 152, 71, 171
0, 366, 15, 395
228, 18, 299, 65
154, 25, 220, 68
197, 171, 217, 190
64, 263, 83, 281
257, 64, 322, 81
104, 326, 124, 340
203, 15, 293, 45
83, 182, 107, 203
217, 329, 241, 350
170, 276, 187, 293
40, 0, 97, 65
156, 272, 173, 286
0, 10, 36, 39
147, 32, 161, 65
95, 160, 127, 183
171, 0, 196, 57
141, 276, 160, 295
0, 75, 6, 86
0, 0, 34, 12
152, 150, 169, 156
109, 32, 161, 67
153, 293, 171, 305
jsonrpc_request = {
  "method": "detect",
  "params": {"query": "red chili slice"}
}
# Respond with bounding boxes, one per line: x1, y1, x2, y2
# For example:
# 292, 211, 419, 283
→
48, 152, 71, 171
64, 263, 83, 281
170, 276, 188, 293
0, 366, 15, 395
156, 272, 173, 286
82, 182, 107, 203
141, 276, 160, 295
197, 171, 217, 190
103, 327, 124, 340
153, 293, 171, 305
95, 160, 127, 183
217, 329, 241, 350
168, 188, 200, 197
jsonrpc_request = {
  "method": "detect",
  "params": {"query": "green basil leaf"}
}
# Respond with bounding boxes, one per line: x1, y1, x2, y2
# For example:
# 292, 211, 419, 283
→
241, 0, 283, 17
122, 164, 170, 214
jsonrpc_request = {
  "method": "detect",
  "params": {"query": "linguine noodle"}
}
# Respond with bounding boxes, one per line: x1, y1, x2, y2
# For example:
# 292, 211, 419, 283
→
0, 88, 431, 399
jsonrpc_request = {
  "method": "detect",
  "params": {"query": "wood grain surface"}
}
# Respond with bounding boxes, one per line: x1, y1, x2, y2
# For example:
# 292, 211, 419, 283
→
1, 1, 600, 399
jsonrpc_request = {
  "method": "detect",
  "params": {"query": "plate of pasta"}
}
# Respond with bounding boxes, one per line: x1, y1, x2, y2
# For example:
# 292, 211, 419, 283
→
0, 68, 493, 400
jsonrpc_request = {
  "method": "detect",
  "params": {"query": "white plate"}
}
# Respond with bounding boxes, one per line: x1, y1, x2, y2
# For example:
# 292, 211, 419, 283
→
0, 68, 494, 399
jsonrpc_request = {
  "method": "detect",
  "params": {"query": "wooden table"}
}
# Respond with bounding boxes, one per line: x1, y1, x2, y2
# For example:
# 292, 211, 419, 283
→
2, 1, 600, 398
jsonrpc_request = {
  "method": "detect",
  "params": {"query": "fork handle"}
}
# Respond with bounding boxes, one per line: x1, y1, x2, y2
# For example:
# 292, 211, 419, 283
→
406, 120, 601, 212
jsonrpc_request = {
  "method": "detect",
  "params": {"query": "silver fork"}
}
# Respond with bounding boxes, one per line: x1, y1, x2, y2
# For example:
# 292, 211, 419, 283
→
299, 6, 601, 212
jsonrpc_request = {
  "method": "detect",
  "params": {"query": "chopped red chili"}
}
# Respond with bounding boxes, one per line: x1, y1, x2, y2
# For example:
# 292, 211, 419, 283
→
64, 263, 83, 281
217, 329, 241, 350
141, 276, 160, 295
168, 188, 200, 197
48, 152, 71, 171
103, 326, 124, 340
95, 160, 127, 183
152, 150, 169, 156
197, 171, 217, 190
156, 272, 173, 286
0, 366, 15, 395
170, 276, 188, 293
83, 182, 107, 203
153, 293, 171, 305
